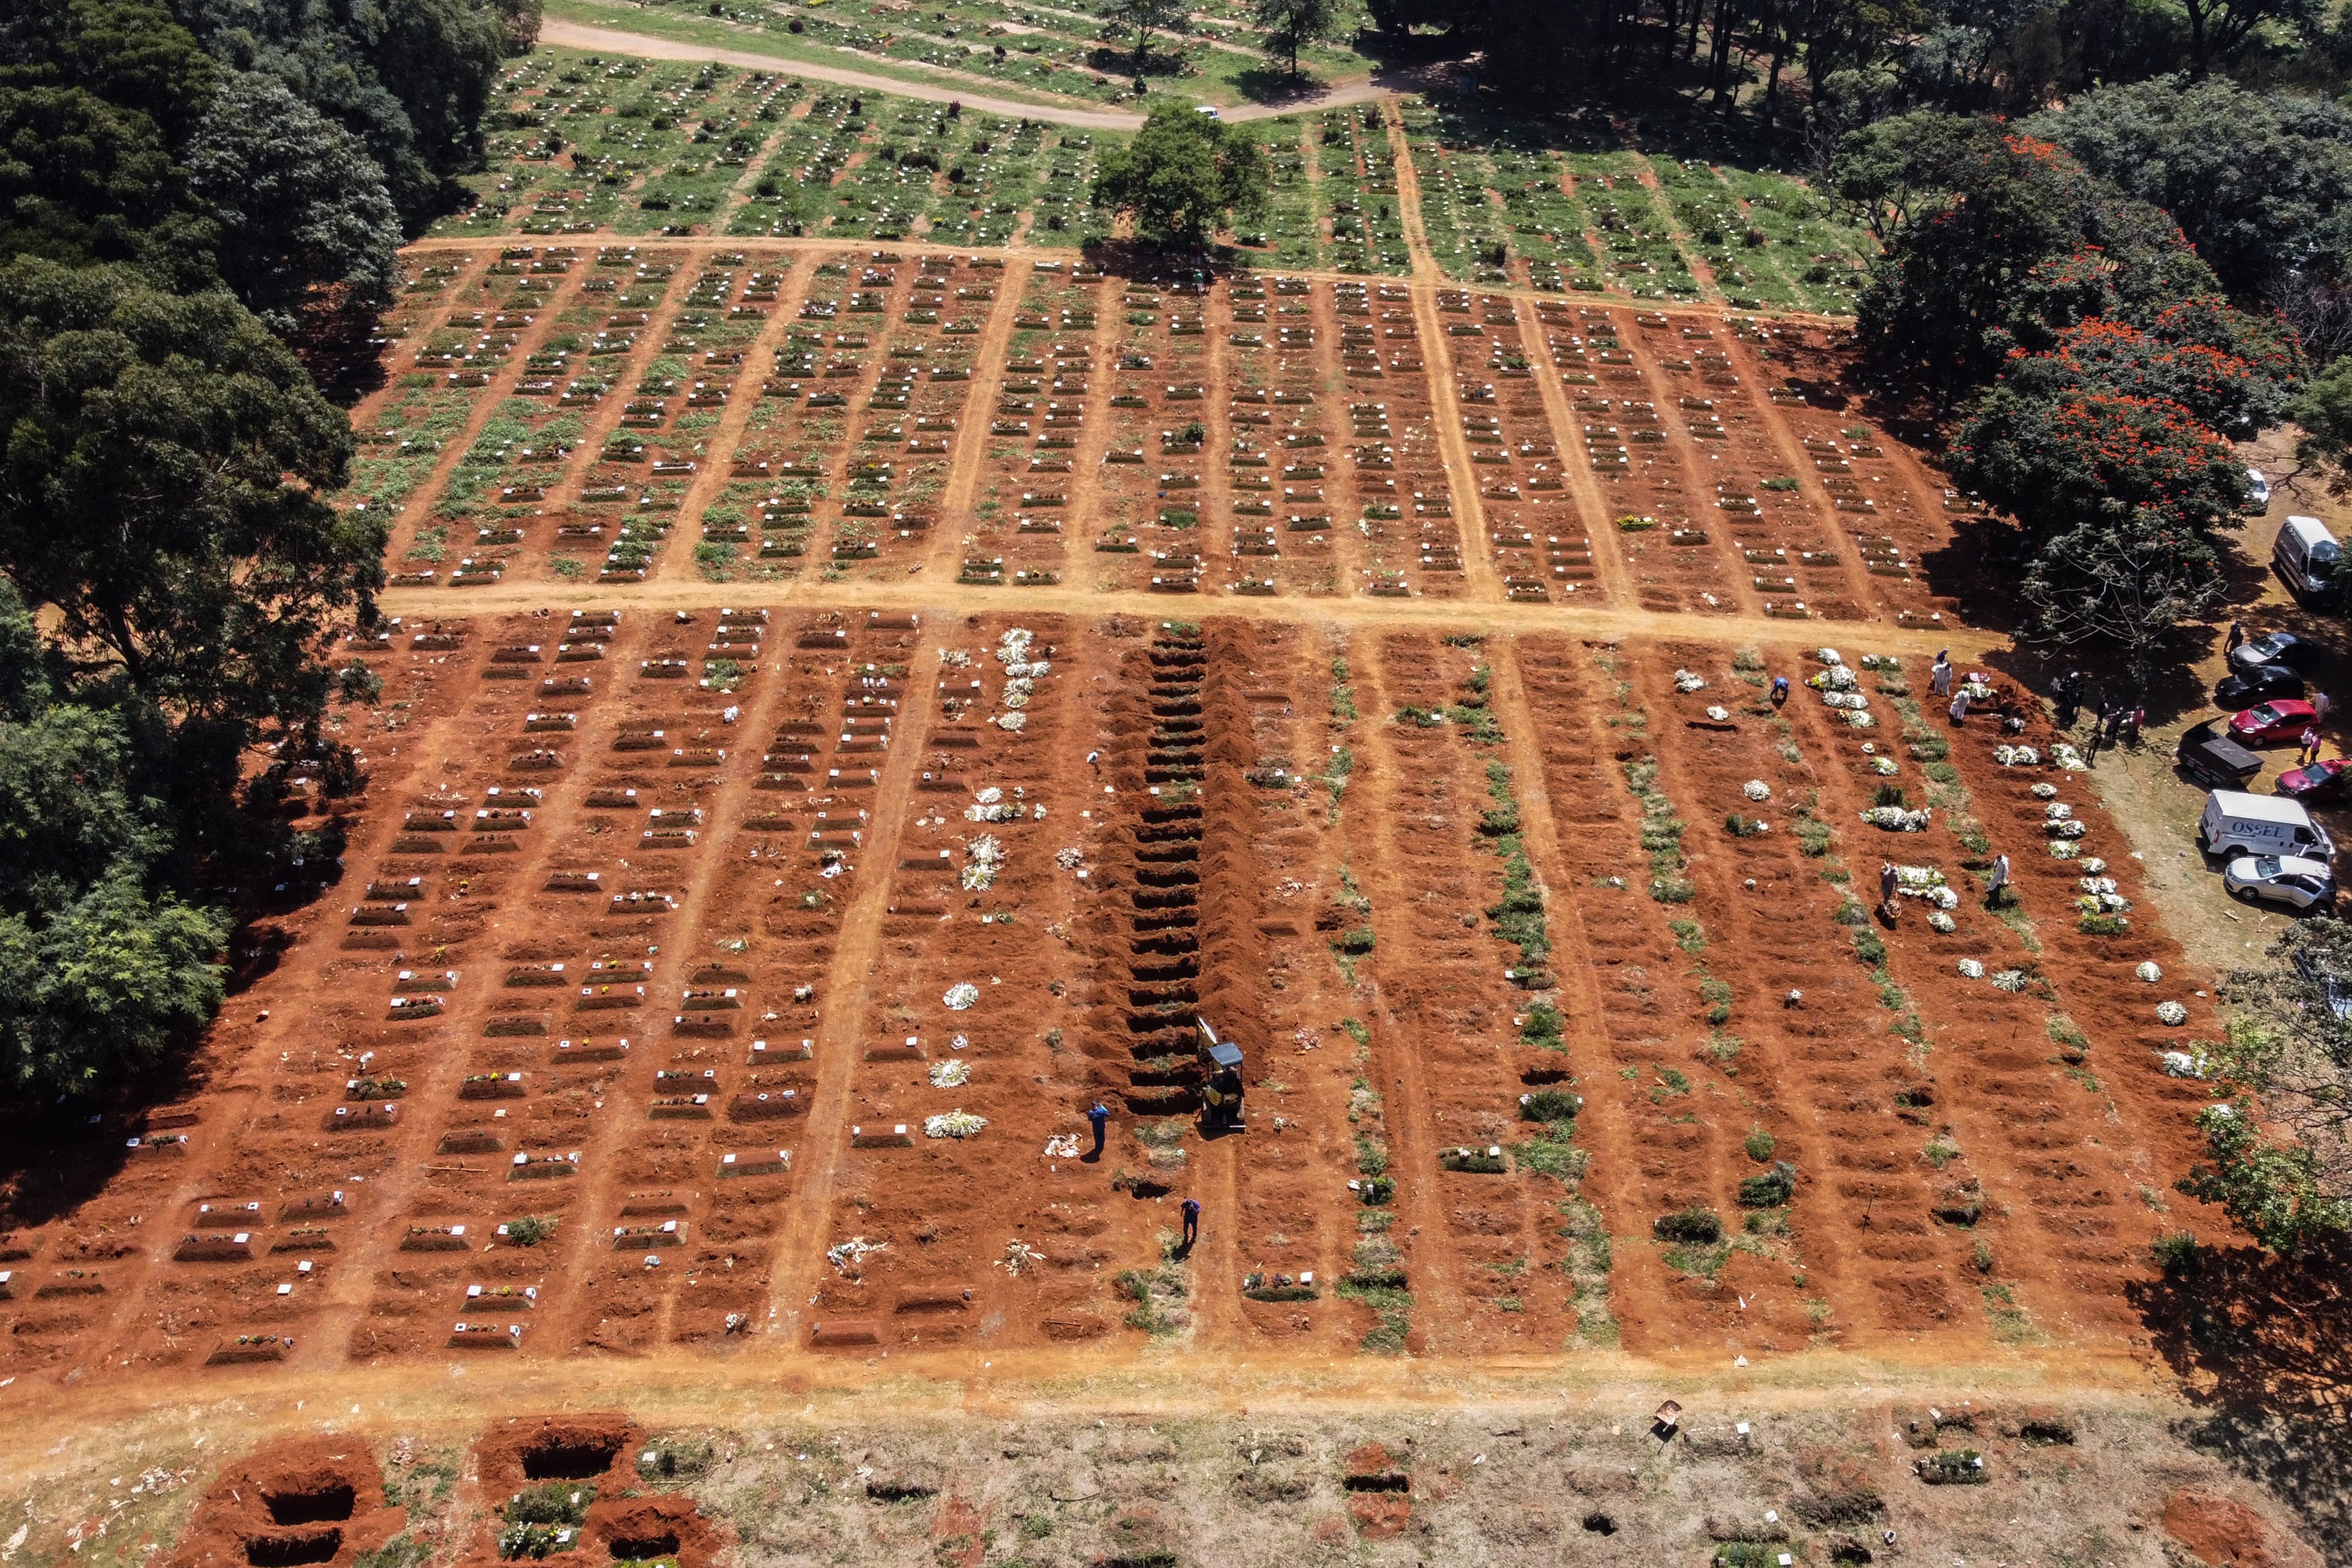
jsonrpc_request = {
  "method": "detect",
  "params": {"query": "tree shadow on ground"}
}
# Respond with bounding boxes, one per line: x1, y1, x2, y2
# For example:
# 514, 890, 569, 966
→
2130, 1238, 2352, 1559
1234, 66, 1325, 106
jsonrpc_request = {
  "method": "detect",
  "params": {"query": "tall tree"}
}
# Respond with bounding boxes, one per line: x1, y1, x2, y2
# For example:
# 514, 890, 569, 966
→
1849, 125, 2221, 396
1100, 0, 1187, 70
2028, 78, 2352, 303
1254, 0, 1357, 74
2179, 919, 2352, 1253
0, 259, 383, 833
0, 577, 228, 1097
184, 72, 403, 330
1091, 101, 1270, 246
169, 0, 538, 230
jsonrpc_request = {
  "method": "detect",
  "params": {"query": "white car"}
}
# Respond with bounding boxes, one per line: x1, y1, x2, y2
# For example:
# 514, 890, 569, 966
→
2223, 854, 2335, 910
2245, 468, 2271, 511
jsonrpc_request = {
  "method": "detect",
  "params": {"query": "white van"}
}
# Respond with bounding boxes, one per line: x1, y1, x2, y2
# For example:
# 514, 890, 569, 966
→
2274, 515, 2340, 600
2201, 790, 2336, 862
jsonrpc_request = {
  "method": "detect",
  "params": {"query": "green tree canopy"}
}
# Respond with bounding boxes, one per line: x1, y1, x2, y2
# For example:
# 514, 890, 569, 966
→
1091, 102, 1270, 247
2027, 77, 2352, 303
0, 258, 383, 827
1254, 0, 1359, 72
1850, 124, 2222, 396
185, 71, 403, 327
0, 577, 227, 1096
2179, 919, 2352, 1253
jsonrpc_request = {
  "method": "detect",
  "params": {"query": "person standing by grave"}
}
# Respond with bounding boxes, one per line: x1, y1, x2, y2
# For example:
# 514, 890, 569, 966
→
1986, 852, 2010, 907
1880, 861, 1898, 917
1181, 1197, 1200, 1249
1087, 1101, 1109, 1158
1771, 675, 1790, 706
1949, 687, 1970, 725
1929, 652, 1953, 698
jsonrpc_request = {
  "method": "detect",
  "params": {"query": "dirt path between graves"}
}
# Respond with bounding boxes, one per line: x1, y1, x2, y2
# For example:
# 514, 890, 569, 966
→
380, 577, 2011, 656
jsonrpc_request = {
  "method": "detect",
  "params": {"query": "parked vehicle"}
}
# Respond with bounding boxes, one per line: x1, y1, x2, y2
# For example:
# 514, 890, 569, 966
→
2275, 516, 2341, 600
2216, 663, 2306, 708
2175, 719, 2264, 788
2245, 468, 2272, 511
2279, 757, 2352, 800
2230, 630, 2323, 677
2228, 698, 2321, 744
2223, 854, 2336, 909
2201, 790, 2337, 861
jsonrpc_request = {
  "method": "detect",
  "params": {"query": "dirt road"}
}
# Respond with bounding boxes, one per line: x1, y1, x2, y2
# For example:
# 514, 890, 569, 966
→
540, 18, 1400, 129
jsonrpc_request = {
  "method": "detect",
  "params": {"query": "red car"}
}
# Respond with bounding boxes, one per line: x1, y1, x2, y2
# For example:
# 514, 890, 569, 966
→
2228, 699, 2321, 745
2279, 756, 2352, 800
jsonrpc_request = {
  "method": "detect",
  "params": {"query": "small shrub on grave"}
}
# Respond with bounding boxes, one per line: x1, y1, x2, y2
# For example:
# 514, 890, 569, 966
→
506, 1483, 593, 1528
1917, 1449, 1988, 1485
2149, 1230, 2201, 1272
1521, 1088, 1581, 1122
1654, 1207, 1723, 1243
637, 1436, 717, 1480
503, 1215, 558, 1247
1439, 1145, 1506, 1174
1738, 1160, 1797, 1207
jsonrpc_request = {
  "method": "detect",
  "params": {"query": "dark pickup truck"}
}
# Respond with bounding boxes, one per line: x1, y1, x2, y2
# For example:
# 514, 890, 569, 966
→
2176, 719, 2264, 789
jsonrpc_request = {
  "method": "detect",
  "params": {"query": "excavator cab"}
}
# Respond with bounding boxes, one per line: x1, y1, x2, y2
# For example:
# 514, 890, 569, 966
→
1197, 1017, 1243, 1131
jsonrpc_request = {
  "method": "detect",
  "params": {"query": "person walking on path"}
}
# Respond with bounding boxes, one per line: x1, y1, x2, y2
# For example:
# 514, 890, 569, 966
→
1087, 1101, 1109, 1158
1929, 653, 1953, 698
2316, 691, 2333, 724
2227, 621, 2246, 654
2302, 726, 2324, 765
1986, 851, 2010, 907
1180, 1197, 1200, 1249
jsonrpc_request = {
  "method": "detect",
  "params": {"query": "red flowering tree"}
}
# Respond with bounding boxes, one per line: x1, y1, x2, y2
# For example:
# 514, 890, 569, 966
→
1957, 390, 2247, 665
1849, 126, 2223, 398
1958, 389, 2248, 538
1988, 309, 2299, 436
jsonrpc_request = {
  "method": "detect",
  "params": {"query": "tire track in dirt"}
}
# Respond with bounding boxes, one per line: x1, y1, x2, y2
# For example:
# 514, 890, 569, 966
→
1635, 639, 1965, 1351
1411, 291, 1503, 602
383, 249, 702, 585
1380, 97, 1437, 283
1623, 154, 1724, 305
1714, 332, 1891, 618
523, 620, 810, 1356
1800, 673, 2218, 1348
932, 259, 1030, 576
398, 228, 1863, 327
378, 574, 2011, 657
1608, 310, 1768, 616
756, 619, 942, 1346
1506, 633, 1746, 1355
1483, 638, 1636, 1345
1331, 638, 1469, 1350
360, 249, 572, 565
1514, 297, 1631, 606
312, 614, 683, 1364
641, 256, 824, 584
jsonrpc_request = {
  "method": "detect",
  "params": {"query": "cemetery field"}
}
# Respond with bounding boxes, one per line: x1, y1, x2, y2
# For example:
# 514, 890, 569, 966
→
428, 43, 1868, 302
0, 585, 2221, 1380
0, 185, 2230, 1393
361, 240, 1951, 611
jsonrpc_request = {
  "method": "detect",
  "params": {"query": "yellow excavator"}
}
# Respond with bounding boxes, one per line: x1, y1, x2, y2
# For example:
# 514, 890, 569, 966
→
1197, 1017, 1243, 1131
